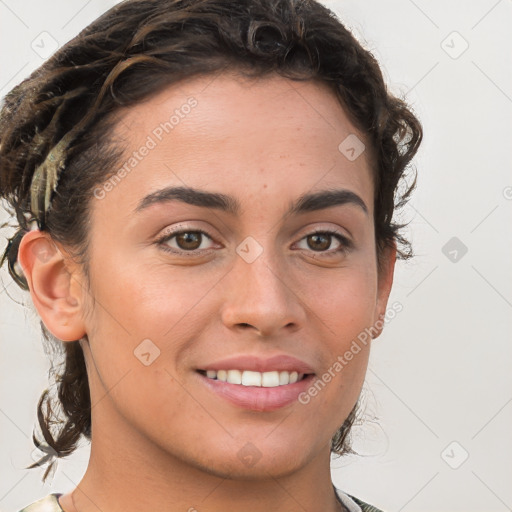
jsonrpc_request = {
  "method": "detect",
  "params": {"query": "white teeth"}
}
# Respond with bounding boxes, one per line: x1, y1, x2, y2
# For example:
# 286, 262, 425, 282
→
242, 370, 261, 386
227, 369, 242, 384
261, 371, 279, 387
203, 369, 305, 387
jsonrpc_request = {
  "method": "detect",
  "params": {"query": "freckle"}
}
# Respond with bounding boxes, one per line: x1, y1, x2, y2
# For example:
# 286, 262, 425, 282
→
263, 183, 267, 188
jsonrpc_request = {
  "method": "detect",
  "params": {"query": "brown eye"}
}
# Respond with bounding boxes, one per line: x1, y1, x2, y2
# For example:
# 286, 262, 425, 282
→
158, 229, 216, 254
175, 232, 202, 250
295, 230, 352, 255
307, 233, 331, 251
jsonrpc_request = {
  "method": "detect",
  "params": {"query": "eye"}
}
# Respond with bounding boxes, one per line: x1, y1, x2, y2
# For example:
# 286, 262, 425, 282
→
157, 228, 217, 255
294, 229, 352, 255
155, 227, 352, 257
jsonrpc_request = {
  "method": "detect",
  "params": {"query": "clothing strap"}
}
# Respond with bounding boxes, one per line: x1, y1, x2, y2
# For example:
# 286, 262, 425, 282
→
346, 493, 385, 512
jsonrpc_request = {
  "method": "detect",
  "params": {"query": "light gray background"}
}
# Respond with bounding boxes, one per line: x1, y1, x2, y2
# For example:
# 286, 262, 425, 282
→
1, 1, 511, 511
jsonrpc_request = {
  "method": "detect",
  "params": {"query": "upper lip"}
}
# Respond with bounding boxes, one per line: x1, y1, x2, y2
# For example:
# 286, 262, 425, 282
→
199, 354, 315, 374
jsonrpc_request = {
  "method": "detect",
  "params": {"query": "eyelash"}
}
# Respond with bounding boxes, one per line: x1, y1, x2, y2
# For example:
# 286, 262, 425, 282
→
156, 227, 352, 257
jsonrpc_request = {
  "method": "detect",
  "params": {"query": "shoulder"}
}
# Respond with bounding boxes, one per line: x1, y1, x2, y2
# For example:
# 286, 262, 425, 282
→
334, 487, 385, 512
17, 493, 63, 512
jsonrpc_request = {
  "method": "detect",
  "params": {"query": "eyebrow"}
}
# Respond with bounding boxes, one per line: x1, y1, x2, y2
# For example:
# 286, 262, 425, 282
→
134, 186, 368, 216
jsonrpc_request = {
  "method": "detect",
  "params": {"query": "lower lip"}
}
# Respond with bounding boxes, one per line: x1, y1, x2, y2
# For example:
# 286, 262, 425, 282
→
197, 372, 316, 412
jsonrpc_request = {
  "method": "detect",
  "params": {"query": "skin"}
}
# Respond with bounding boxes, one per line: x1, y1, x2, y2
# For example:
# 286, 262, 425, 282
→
18, 71, 395, 512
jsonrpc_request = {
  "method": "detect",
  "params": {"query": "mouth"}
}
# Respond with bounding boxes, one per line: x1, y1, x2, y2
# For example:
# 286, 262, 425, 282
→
196, 369, 313, 387
194, 354, 317, 411
196, 369, 316, 411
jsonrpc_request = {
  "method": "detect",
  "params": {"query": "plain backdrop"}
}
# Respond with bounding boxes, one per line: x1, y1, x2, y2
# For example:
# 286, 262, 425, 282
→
0, 1, 511, 511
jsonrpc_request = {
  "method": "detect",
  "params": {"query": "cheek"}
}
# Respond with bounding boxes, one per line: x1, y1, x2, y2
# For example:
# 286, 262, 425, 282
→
87, 252, 220, 338
81, 261, 202, 429
307, 258, 379, 337
82, 255, 228, 401
302, 258, 378, 399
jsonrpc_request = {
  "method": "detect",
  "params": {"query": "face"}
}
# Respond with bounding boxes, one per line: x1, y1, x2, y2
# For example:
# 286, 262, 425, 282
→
63, 72, 394, 478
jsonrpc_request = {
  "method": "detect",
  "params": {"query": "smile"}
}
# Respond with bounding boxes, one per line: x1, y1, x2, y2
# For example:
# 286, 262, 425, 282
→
196, 370, 316, 412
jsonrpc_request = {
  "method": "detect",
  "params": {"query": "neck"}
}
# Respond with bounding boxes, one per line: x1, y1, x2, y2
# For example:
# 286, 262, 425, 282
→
59, 396, 344, 512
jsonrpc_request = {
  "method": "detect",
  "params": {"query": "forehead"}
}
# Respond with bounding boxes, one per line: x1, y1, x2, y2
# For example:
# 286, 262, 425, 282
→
102, 71, 374, 217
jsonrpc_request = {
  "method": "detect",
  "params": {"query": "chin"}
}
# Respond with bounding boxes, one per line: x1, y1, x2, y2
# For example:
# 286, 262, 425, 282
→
196, 455, 308, 481
183, 439, 313, 481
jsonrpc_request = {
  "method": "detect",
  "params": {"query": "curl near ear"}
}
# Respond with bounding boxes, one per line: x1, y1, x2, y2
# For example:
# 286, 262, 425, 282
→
17, 229, 86, 342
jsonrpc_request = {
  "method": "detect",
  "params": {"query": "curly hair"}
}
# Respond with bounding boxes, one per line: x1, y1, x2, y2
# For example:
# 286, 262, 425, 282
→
0, 0, 422, 482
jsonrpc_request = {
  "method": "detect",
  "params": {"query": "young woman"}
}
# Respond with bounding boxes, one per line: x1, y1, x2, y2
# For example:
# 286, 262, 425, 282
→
0, 0, 422, 511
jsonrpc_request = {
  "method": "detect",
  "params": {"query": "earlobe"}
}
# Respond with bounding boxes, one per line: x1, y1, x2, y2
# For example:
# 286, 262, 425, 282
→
17, 230, 86, 342
372, 242, 397, 340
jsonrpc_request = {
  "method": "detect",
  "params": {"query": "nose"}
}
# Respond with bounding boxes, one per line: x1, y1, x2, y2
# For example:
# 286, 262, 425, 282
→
220, 247, 306, 338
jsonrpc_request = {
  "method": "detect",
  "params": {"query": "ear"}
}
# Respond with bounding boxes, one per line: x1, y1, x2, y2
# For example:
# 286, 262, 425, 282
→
372, 242, 397, 340
17, 229, 86, 342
